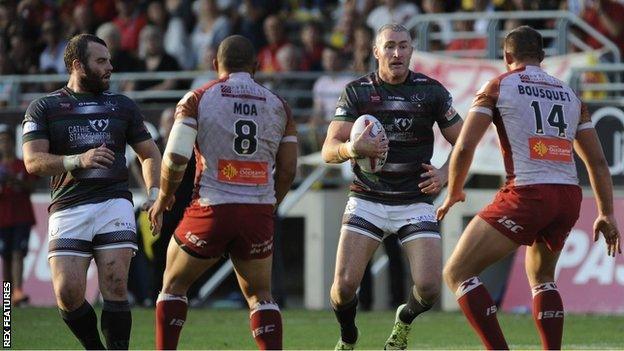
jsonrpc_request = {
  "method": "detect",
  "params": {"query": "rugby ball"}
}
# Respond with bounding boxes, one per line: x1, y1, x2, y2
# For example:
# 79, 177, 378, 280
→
350, 114, 388, 173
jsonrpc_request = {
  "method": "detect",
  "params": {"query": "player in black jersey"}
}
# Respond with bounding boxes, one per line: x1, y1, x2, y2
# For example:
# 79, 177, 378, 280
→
22, 34, 161, 350
322, 24, 464, 350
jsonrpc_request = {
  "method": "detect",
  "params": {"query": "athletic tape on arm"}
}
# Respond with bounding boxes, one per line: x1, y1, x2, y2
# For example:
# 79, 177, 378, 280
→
163, 117, 197, 168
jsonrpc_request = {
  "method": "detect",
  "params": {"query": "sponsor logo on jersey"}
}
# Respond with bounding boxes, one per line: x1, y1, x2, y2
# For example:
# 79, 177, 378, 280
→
22, 121, 38, 134
335, 107, 348, 116
59, 102, 72, 110
444, 106, 457, 121
89, 119, 109, 132
103, 100, 118, 111
394, 117, 413, 132
387, 95, 405, 101
217, 159, 269, 185
529, 137, 572, 162
370, 95, 381, 103
410, 93, 425, 102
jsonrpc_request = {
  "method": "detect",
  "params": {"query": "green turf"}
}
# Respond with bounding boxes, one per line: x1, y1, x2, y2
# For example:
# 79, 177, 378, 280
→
10, 307, 624, 349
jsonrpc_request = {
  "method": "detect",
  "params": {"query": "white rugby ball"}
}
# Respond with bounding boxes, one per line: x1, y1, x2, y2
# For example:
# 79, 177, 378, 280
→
350, 114, 388, 173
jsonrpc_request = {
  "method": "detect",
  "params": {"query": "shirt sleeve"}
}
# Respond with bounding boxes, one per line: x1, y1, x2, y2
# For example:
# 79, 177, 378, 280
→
22, 98, 49, 143
469, 78, 500, 117
333, 85, 359, 122
125, 97, 152, 144
435, 86, 462, 129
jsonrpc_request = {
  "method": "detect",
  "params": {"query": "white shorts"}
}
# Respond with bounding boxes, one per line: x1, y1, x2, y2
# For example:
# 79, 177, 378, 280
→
48, 198, 138, 259
341, 197, 440, 244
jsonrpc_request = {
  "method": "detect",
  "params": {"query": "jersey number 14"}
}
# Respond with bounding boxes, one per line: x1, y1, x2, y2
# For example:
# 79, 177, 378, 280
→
530, 101, 567, 137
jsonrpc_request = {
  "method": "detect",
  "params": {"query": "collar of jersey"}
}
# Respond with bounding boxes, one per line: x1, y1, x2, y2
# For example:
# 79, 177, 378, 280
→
228, 72, 252, 80
63, 86, 99, 97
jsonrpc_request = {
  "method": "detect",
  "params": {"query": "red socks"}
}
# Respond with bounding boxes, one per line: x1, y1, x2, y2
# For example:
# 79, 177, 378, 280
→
456, 277, 509, 350
250, 301, 282, 350
532, 282, 564, 350
155, 293, 188, 350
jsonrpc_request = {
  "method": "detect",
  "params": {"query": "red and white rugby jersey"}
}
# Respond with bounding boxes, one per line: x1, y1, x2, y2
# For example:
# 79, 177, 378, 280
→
175, 72, 297, 205
470, 65, 592, 186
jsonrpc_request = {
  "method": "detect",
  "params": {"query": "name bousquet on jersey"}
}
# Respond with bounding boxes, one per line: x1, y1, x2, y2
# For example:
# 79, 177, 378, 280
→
176, 72, 296, 206
334, 71, 461, 205
470, 65, 591, 186
22, 87, 152, 213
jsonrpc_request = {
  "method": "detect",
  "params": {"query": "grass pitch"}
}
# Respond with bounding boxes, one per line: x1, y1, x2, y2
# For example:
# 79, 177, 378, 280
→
10, 307, 624, 349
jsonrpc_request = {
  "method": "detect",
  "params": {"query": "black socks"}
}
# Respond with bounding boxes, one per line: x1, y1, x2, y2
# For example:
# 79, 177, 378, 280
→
101, 300, 132, 350
398, 289, 433, 324
331, 296, 359, 344
59, 301, 105, 350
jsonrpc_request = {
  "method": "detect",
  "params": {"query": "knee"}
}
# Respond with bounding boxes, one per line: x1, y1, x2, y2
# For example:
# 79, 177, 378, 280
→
442, 263, 463, 293
413, 281, 441, 304
331, 277, 359, 305
101, 273, 128, 300
56, 286, 85, 311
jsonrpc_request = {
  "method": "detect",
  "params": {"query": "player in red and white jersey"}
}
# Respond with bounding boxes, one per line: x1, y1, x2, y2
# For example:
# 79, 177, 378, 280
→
148, 35, 297, 350
437, 26, 620, 350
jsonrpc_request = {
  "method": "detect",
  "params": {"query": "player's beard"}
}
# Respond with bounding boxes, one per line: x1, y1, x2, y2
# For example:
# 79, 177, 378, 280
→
80, 65, 110, 94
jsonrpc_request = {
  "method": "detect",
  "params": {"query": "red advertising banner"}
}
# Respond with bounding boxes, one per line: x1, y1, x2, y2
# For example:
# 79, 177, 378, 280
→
1, 195, 100, 306
502, 196, 624, 313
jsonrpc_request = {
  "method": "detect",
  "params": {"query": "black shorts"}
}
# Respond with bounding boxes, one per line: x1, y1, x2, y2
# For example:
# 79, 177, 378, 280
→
0, 224, 32, 257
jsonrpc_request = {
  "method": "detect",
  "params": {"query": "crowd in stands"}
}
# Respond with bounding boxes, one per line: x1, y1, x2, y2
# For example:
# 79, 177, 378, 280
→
0, 0, 622, 132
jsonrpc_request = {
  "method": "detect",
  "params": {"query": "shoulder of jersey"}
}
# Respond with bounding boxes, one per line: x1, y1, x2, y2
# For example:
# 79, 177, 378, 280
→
351, 72, 378, 88
408, 72, 442, 86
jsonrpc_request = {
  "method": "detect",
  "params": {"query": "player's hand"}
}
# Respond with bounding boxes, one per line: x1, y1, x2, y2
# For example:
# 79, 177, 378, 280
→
593, 214, 621, 257
352, 122, 389, 159
148, 194, 175, 236
419, 163, 447, 195
80, 143, 115, 169
436, 191, 466, 221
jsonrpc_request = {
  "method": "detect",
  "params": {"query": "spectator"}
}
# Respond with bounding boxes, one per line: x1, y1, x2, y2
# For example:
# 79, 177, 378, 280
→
310, 46, 354, 150
7, 23, 38, 75
446, 18, 487, 57
421, 0, 453, 45
0, 50, 15, 106
137, 25, 181, 90
147, 0, 193, 70
350, 25, 373, 73
96, 21, 144, 73
68, 3, 98, 37
580, 0, 624, 61
257, 14, 289, 72
366, 0, 419, 32
235, 0, 281, 50
273, 44, 312, 114
39, 19, 68, 74
300, 21, 324, 71
191, 0, 231, 70
0, 125, 36, 306
113, 0, 147, 53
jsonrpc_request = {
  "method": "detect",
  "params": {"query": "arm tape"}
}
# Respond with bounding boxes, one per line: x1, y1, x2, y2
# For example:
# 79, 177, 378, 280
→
163, 155, 188, 172
164, 118, 197, 160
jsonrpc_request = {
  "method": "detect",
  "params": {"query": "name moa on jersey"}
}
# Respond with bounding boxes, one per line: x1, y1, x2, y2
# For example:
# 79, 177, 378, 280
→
233, 102, 257, 116
68, 119, 112, 143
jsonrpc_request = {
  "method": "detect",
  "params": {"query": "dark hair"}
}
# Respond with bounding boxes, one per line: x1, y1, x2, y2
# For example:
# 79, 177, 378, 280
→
504, 25, 544, 62
217, 35, 256, 72
64, 34, 108, 73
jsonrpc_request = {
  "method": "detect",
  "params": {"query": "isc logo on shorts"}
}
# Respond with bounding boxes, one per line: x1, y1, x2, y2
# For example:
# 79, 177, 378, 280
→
497, 216, 524, 234
185, 231, 207, 248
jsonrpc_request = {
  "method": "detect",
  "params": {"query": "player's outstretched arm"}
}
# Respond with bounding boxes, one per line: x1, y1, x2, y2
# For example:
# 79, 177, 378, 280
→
436, 112, 491, 221
148, 117, 196, 236
574, 128, 621, 256
23, 140, 114, 176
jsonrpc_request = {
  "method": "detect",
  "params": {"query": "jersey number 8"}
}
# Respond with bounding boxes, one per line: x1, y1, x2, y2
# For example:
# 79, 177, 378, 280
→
234, 119, 258, 155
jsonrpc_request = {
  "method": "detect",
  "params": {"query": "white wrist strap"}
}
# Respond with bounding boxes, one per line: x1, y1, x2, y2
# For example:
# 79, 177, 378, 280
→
62, 155, 81, 171
148, 187, 160, 202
